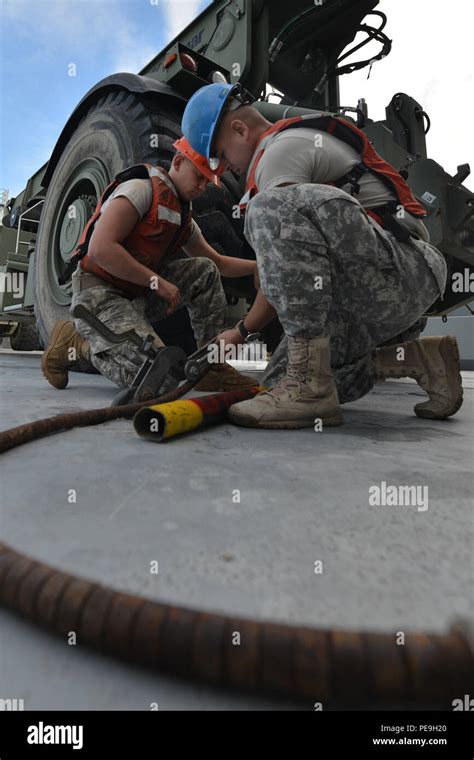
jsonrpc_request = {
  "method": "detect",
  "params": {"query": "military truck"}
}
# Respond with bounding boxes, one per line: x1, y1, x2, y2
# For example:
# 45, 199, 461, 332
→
1, 0, 473, 355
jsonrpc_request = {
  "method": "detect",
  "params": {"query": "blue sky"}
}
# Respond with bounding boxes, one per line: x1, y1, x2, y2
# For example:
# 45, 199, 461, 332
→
0, 0, 211, 198
1, 0, 472, 199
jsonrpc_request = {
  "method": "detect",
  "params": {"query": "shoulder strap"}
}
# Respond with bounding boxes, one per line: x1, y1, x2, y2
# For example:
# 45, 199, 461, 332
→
284, 115, 426, 217
60, 164, 161, 285
114, 164, 150, 183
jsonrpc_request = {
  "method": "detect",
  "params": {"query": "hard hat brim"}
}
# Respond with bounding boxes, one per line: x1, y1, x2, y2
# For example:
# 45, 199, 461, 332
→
173, 138, 222, 187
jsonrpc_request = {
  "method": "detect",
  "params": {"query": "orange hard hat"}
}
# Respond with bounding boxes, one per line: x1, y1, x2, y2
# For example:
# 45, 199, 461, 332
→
173, 137, 224, 187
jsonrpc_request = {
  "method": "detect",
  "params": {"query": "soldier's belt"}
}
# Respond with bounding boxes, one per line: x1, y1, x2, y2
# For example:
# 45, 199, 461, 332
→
72, 270, 109, 294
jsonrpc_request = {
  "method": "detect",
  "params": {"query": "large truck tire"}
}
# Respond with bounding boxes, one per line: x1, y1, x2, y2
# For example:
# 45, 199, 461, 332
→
33, 89, 256, 361
9, 321, 42, 351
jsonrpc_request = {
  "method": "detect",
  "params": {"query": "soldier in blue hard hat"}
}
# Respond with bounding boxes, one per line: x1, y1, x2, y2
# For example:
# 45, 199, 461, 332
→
181, 83, 252, 171
181, 83, 462, 429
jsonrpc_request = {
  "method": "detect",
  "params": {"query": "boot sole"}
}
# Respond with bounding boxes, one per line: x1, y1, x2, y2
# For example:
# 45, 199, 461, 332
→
415, 335, 463, 419
228, 413, 344, 429
40, 321, 71, 390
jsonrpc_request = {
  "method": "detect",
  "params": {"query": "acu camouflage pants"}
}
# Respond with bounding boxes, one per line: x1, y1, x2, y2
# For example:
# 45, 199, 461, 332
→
244, 184, 447, 404
70, 256, 227, 389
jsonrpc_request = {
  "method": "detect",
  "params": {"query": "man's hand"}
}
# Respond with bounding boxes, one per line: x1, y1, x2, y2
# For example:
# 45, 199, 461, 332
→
215, 326, 244, 347
154, 277, 181, 315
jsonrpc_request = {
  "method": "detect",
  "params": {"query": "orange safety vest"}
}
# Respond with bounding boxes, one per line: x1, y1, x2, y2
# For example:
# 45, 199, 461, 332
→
61, 163, 194, 298
240, 114, 427, 230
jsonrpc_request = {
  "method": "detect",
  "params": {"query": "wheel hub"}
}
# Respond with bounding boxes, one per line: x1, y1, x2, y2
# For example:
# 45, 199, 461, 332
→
58, 195, 96, 263
47, 159, 109, 305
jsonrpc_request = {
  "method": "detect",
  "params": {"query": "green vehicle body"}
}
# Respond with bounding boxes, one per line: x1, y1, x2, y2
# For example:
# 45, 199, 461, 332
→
1, 0, 473, 349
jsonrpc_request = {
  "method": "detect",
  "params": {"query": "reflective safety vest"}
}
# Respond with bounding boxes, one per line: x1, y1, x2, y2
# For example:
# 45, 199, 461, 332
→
240, 114, 427, 235
61, 163, 193, 298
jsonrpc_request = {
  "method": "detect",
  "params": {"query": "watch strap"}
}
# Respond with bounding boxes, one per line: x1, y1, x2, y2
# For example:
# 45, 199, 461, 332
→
237, 319, 250, 340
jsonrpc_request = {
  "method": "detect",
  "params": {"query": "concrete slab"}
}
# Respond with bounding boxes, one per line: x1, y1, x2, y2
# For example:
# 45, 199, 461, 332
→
0, 349, 472, 709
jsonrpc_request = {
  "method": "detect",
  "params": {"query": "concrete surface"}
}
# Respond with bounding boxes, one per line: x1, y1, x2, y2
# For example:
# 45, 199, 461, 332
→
0, 349, 472, 710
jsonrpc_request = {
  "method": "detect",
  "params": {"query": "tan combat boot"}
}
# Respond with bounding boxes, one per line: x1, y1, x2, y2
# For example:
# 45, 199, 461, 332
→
375, 335, 463, 419
193, 339, 259, 392
228, 335, 343, 428
41, 320, 91, 389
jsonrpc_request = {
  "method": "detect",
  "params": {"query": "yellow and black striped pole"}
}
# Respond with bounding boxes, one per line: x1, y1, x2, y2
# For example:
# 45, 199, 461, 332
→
133, 386, 263, 442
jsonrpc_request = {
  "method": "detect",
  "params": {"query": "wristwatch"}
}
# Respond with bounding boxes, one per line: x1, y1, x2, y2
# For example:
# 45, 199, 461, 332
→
236, 319, 250, 340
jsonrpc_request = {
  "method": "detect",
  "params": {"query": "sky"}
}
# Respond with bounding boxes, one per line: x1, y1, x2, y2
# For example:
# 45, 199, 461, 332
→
0, 0, 472, 199
337, 0, 473, 190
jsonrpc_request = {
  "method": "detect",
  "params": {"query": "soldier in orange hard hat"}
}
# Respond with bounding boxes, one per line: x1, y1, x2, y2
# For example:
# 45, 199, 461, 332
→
173, 136, 224, 187
41, 135, 259, 394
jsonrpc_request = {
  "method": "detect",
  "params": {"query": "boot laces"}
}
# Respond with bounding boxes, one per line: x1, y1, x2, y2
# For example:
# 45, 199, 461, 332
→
262, 339, 309, 398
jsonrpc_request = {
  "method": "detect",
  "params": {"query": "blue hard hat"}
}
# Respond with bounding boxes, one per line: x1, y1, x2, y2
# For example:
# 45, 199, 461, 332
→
181, 83, 241, 169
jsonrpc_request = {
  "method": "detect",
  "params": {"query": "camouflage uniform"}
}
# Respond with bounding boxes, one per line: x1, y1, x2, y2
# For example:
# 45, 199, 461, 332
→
70, 255, 227, 389
244, 184, 447, 404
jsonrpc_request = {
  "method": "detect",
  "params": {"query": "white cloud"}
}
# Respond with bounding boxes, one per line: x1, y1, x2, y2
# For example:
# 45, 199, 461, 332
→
339, 0, 473, 189
109, 25, 157, 74
160, 0, 205, 41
